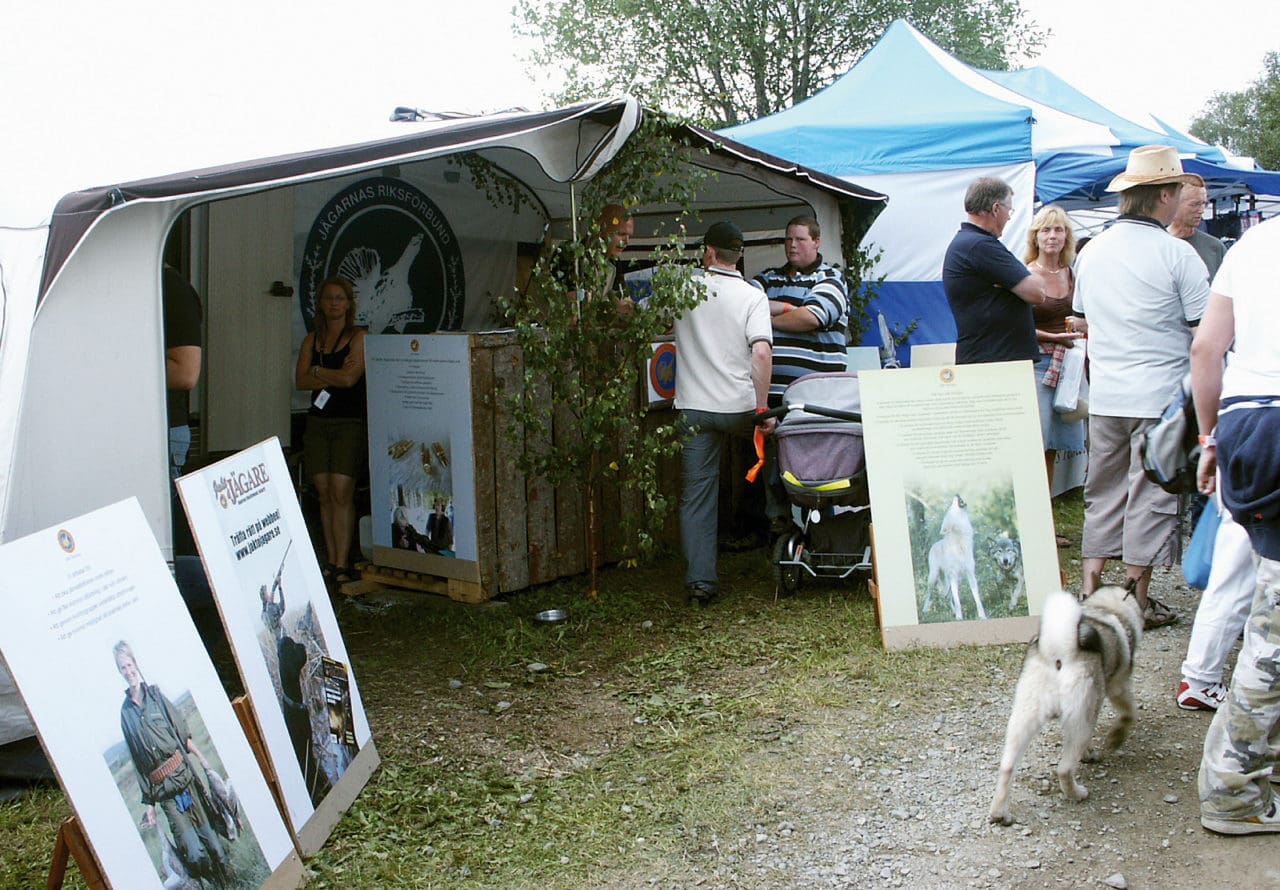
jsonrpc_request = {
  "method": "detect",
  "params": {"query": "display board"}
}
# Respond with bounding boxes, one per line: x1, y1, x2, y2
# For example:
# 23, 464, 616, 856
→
859, 361, 1059, 650
0, 499, 303, 888
176, 439, 378, 855
365, 333, 479, 579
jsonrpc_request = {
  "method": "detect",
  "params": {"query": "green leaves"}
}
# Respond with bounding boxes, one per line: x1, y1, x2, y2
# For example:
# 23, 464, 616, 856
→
495, 118, 713, 590
1190, 51, 1280, 171
515, 0, 1047, 127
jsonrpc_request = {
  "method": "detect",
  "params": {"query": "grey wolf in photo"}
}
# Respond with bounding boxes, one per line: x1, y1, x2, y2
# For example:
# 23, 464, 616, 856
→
988, 585, 1143, 826
923, 494, 984, 620
989, 532, 1025, 609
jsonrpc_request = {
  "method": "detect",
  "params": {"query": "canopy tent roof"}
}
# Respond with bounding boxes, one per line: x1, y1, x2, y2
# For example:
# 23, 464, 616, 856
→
982, 67, 1280, 207
721, 20, 1116, 177
31, 99, 887, 305
722, 18, 1280, 214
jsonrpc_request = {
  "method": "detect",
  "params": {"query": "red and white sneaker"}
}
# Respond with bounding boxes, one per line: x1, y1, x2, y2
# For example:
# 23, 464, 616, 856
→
1177, 680, 1227, 711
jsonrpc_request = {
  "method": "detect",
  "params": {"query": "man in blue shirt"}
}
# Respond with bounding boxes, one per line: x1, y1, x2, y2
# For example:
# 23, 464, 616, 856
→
942, 178, 1046, 364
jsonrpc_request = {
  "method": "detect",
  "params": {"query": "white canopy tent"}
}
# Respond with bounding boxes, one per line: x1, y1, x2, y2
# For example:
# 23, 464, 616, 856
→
0, 97, 886, 745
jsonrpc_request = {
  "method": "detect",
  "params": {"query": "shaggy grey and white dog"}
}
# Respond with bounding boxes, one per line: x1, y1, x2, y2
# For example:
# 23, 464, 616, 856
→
988, 585, 1143, 826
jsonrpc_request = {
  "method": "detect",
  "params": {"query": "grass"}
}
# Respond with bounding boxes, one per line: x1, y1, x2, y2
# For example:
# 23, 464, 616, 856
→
2, 492, 1086, 889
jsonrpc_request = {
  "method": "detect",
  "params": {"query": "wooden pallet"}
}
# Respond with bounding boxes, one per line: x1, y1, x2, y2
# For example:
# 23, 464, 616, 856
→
341, 562, 486, 604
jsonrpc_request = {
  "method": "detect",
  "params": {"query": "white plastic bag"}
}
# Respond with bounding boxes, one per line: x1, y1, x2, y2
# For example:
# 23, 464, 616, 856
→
1053, 342, 1086, 414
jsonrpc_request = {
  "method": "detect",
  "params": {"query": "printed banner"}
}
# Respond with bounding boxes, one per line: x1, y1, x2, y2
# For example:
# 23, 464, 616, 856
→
859, 361, 1058, 650
176, 440, 371, 836
365, 334, 477, 574
0, 499, 298, 888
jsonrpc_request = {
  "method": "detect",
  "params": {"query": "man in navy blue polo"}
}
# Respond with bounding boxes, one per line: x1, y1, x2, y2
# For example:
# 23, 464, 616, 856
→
942, 177, 1046, 364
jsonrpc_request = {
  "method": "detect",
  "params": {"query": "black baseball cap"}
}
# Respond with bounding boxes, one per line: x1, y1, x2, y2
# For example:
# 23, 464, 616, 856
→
702, 220, 744, 251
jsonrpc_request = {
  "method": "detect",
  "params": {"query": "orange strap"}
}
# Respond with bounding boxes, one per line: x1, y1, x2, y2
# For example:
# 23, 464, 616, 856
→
746, 425, 766, 483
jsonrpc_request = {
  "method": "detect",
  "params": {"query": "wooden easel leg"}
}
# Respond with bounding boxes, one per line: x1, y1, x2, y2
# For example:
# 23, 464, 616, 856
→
46, 817, 108, 890
233, 695, 301, 850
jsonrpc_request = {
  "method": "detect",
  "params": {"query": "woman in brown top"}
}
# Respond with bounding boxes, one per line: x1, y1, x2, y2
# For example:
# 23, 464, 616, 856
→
1024, 205, 1086, 543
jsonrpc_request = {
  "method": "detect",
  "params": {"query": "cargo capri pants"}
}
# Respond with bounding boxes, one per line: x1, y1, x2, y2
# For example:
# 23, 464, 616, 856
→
1199, 556, 1280, 822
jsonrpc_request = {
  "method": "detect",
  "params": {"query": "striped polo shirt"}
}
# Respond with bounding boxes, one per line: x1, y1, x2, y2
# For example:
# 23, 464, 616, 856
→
753, 257, 849, 405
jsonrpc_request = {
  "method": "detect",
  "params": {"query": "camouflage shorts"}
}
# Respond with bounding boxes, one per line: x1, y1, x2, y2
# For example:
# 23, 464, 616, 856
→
1199, 556, 1280, 820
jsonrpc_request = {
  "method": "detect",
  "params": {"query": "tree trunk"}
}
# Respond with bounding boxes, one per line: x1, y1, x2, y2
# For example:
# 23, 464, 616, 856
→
586, 454, 599, 598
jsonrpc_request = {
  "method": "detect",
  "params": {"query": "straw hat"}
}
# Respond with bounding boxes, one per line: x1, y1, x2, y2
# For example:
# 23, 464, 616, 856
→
1106, 144, 1204, 192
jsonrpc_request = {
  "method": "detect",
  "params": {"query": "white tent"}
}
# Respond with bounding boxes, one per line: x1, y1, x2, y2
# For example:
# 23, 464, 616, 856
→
0, 97, 886, 744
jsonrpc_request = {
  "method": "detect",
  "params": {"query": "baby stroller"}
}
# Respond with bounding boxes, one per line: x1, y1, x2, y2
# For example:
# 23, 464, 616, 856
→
767, 371, 872, 594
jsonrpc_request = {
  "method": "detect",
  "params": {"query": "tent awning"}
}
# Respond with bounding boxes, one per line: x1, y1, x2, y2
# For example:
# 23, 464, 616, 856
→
38, 99, 887, 302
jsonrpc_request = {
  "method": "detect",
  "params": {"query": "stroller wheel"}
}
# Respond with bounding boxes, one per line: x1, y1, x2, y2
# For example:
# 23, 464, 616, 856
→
772, 534, 802, 595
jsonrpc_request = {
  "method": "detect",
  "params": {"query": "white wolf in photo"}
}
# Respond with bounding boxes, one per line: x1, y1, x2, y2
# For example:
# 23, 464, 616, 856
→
923, 494, 984, 620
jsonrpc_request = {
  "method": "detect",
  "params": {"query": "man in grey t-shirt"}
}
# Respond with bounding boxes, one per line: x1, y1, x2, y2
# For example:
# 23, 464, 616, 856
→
1167, 183, 1226, 280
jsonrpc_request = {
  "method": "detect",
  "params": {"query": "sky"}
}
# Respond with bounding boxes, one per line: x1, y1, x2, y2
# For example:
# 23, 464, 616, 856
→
1, 0, 1276, 213
5, 0, 1275, 126
1018, 0, 1277, 132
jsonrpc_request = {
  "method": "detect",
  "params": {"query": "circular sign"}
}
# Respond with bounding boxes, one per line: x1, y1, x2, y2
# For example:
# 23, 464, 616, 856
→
650, 342, 677, 400
299, 177, 465, 334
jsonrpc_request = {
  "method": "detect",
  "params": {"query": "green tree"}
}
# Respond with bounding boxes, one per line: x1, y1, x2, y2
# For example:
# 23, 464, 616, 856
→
490, 116, 710, 596
515, 0, 1046, 127
1190, 52, 1280, 171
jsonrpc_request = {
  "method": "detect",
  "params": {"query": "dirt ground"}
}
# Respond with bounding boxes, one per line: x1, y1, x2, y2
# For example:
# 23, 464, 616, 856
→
343, 556, 1280, 889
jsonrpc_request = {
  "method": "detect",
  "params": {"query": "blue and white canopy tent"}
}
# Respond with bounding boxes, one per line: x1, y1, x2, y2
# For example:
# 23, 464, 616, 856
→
724, 19, 1280, 356
722, 20, 1116, 353
984, 65, 1280, 223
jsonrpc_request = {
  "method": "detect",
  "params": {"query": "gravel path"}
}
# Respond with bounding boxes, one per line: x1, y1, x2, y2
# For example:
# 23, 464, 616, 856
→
669, 570, 1280, 889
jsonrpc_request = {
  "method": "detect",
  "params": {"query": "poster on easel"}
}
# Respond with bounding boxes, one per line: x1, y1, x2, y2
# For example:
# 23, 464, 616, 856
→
0, 498, 303, 888
364, 333, 478, 579
176, 438, 379, 855
859, 361, 1059, 650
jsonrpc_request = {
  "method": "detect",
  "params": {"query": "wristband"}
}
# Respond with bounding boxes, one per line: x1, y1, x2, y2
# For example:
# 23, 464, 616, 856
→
755, 407, 768, 414
1198, 434, 1215, 447
781, 303, 794, 313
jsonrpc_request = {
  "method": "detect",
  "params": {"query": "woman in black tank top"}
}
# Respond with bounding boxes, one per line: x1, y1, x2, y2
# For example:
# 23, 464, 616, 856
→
295, 276, 367, 584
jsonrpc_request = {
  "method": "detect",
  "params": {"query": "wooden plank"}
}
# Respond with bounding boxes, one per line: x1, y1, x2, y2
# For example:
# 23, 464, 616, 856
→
552, 386, 586, 578
371, 545, 480, 583
491, 343, 530, 592
296, 743, 380, 858
232, 696, 300, 853
646, 405, 683, 550
469, 338, 500, 597
358, 562, 452, 596
447, 577, 488, 604
524, 367, 557, 585
46, 818, 107, 890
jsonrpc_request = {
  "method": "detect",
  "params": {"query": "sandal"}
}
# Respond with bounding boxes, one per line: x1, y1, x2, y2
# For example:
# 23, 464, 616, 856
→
1055, 535, 1071, 548
332, 568, 358, 587
1143, 597, 1178, 630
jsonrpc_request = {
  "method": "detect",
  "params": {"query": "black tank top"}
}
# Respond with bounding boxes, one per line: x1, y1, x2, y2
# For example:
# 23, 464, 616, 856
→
308, 333, 367, 419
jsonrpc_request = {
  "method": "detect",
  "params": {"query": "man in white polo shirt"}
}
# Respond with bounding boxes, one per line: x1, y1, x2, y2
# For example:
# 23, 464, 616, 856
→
674, 221, 774, 606
1072, 145, 1210, 628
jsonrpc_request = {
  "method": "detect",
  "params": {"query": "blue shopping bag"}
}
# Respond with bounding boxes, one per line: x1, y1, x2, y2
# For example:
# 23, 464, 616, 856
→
1183, 504, 1221, 589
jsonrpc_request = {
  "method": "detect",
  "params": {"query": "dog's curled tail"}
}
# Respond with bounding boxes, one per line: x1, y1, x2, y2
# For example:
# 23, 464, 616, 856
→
1037, 591, 1084, 665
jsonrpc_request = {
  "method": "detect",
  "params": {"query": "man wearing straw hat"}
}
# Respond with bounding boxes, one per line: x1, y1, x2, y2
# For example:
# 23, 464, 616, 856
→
1072, 145, 1211, 628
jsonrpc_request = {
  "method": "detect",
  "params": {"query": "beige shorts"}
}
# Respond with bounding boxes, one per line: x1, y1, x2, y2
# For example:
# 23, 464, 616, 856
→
1081, 415, 1179, 566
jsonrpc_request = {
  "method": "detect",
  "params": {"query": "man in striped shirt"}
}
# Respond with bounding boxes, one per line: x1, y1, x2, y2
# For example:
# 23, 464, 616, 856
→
754, 216, 850, 529
754, 217, 850, 407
